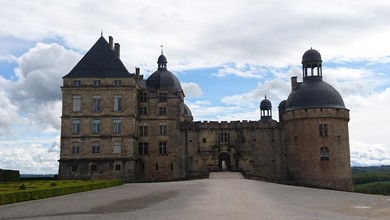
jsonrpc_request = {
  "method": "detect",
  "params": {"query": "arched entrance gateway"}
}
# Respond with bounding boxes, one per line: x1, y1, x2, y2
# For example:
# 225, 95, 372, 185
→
218, 152, 231, 171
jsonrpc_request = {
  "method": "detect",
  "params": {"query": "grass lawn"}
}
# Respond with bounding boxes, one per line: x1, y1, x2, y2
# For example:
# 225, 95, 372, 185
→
0, 179, 123, 205
352, 169, 390, 196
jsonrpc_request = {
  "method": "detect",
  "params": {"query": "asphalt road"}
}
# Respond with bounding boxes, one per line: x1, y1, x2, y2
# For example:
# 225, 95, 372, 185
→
0, 172, 389, 220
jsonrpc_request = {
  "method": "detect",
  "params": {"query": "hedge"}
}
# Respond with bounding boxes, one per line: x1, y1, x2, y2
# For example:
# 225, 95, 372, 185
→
0, 180, 123, 205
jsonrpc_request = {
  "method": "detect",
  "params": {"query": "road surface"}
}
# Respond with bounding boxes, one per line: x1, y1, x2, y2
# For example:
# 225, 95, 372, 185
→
0, 172, 389, 219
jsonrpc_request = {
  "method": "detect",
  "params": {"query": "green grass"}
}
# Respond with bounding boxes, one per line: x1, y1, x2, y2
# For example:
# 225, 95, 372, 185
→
353, 181, 390, 195
0, 179, 123, 205
352, 171, 390, 196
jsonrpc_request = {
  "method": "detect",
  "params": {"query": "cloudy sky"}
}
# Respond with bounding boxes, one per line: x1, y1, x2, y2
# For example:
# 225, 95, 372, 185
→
1, 0, 390, 174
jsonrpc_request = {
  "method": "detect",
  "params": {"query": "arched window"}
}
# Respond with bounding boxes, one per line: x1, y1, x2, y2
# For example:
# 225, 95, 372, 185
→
320, 147, 330, 161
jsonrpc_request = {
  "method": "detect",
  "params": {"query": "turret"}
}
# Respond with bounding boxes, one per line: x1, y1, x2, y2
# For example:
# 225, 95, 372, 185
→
281, 49, 353, 191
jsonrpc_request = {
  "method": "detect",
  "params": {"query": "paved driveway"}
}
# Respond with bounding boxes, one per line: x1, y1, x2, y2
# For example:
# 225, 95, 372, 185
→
0, 172, 389, 219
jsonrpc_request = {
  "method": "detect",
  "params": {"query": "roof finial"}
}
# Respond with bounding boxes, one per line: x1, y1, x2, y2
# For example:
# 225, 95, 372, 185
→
101, 30, 103, 37
160, 45, 163, 55
265, 94, 267, 99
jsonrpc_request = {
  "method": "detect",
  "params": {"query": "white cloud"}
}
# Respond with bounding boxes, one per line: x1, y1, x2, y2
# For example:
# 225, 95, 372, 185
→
1, 42, 81, 132
12, 42, 80, 104
345, 87, 390, 145
182, 82, 203, 97
215, 63, 267, 79
220, 74, 291, 109
350, 139, 390, 166
0, 77, 20, 135
1, 1, 390, 70
0, 136, 60, 174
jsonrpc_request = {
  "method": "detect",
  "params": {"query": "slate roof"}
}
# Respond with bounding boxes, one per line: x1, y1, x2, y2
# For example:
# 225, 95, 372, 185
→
146, 54, 182, 90
285, 77, 346, 111
63, 36, 130, 78
302, 48, 322, 66
184, 103, 192, 117
260, 98, 272, 110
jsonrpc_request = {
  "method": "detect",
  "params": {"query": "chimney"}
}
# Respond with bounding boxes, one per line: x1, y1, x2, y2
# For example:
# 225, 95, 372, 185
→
135, 67, 140, 76
114, 43, 120, 58
291, 76, 298, 91
109, 36, 114, 49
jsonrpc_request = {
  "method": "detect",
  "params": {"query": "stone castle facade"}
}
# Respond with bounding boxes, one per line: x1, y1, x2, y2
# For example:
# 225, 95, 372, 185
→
58, 36, 353, 191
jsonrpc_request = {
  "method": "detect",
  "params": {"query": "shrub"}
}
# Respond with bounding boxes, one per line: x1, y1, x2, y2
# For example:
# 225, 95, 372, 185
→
0, 180, 123, 205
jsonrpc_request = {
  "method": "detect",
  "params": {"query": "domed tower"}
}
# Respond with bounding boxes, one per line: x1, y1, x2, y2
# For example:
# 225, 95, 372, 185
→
260, 95, 272, 121
145, 51, 185, 121
281, 49, 353, 191
139, 51, 187, 181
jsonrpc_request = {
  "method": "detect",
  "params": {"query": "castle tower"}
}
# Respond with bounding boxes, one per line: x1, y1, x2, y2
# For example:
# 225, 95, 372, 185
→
138, 52, 187, 181
281, 49, 353, 191
260, 95, 272, 121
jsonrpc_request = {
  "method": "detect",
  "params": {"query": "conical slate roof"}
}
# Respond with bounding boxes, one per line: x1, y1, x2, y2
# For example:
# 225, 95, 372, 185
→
64, 36, 130, 78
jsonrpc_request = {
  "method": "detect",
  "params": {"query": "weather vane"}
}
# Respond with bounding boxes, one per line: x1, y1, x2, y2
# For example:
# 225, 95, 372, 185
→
160, 45, 163, 55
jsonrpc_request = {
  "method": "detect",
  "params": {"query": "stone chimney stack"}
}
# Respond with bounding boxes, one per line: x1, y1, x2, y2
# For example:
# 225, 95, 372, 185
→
291, 76, 298, 91
114, 43, 120, 58
109, 36, 114, 49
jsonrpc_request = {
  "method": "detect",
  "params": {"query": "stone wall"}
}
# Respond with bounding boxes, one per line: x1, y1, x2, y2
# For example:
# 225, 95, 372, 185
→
282, 108, 353, 191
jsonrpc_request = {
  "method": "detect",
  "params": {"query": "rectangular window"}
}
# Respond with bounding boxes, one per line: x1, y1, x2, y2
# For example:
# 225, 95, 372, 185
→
91, 164, 97, 171
72, 165, 78, 172
92, 119, 101, 133
158, 92, 167, 102
159, 141, 167, 155
139, 92, 148, 103
114, 80, 121, 87
114, 95, 122, 111
73, 95, 81, 112
138, 142, 149, 155
73, 80, 81, 87
93, 80, 101, 87
139, 124, 148, 136
113, 119, 121, 133
203, 138, 207, 143
319, 124, 329, 137
159, 107, 167, 115
115, 164, 121, 170
72, 119, 80, 134
93, 95, 101, 112
218, 133, 230, 143
320, 147, 330, 161
159, 123, 167, 135
139, 107, 147, 115
71, 143, 80, 154
92, 144, 100, 154
113, 142, 121, 154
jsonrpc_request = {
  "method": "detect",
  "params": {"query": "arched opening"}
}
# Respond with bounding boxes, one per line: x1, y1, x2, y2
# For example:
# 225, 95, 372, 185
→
218, 152, 231, 171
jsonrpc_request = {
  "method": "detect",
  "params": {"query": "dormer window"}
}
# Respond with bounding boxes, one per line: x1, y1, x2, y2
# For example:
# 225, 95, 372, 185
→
159, 92, 167, 102
93, 80, 101, 87
73, 80, 81, 87
114, 80, 121, 87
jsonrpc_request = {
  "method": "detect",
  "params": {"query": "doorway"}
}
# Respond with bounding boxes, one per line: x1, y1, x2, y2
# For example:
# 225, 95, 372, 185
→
218, 152, 231, 171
